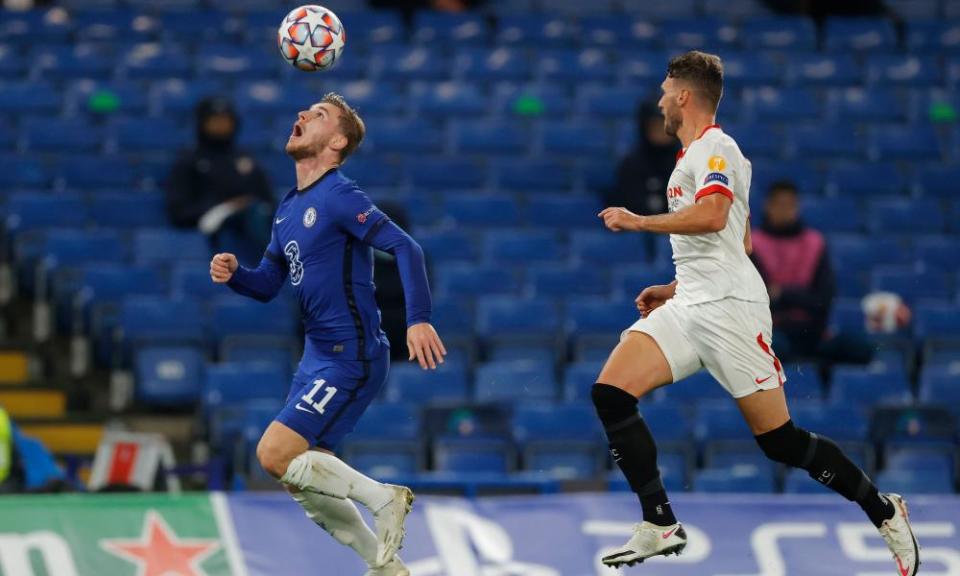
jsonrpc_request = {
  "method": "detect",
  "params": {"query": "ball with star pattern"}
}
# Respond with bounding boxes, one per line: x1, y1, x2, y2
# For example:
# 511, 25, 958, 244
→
277, 5, 346, 72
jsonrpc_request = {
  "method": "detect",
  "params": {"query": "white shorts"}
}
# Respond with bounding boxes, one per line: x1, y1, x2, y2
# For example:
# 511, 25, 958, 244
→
622, 298, 786, 399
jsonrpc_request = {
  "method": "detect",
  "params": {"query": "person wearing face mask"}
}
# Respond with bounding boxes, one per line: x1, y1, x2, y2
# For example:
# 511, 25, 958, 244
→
165, 96, 275, 265
750, 180, 872, 365
604, 100, 680, 218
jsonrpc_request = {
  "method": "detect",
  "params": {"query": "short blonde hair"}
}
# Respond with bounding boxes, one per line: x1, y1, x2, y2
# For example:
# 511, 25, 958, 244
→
322, 92, 365, 162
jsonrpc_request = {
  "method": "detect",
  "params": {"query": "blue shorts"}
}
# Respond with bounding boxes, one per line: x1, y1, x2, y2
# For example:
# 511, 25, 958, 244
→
275, 354, 389, 451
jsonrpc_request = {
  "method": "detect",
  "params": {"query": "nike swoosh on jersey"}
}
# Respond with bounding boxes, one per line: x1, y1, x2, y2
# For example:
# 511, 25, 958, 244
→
295, 403, 312, 413
276, 217, 287, 224
754, 374, 774, 384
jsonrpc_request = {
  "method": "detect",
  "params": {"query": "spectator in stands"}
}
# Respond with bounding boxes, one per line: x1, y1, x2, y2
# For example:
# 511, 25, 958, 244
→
165, 97, 275, 266
750, 181, 872, 365
603, 100, 678, 217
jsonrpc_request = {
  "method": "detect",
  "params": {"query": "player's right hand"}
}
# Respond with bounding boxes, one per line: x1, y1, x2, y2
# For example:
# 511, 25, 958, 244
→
210, 253, 238, 283
635, 284, 674, 316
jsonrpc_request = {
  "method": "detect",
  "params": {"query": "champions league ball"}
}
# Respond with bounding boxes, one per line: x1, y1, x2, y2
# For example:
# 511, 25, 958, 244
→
278, 5, 346, 72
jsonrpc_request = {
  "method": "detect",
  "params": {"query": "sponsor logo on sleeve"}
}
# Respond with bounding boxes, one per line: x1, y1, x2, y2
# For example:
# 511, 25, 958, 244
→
356, 207, 376, 224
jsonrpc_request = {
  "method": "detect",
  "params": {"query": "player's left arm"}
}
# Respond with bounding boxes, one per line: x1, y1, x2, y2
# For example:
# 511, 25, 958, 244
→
600, 194, 732, 234
330, 185, 446, 369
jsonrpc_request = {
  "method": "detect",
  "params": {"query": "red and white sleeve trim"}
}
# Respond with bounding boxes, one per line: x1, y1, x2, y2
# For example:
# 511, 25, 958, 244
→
694, 184, 734, 202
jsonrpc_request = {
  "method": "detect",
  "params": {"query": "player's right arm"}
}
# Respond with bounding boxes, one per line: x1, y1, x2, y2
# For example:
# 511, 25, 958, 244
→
210, 222, 288, 302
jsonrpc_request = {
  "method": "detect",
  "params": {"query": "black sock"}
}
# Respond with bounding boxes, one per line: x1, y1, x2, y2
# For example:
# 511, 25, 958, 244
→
859, 489, 896, 528
592, 383, 677, 527
640, 489, 677, 527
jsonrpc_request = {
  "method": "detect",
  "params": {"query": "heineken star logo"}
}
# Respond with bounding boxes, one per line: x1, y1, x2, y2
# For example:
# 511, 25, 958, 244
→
100, 510, 221, 576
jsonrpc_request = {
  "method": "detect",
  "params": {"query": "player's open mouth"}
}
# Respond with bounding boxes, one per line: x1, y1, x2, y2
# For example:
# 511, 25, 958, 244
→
292, 124, 303, 138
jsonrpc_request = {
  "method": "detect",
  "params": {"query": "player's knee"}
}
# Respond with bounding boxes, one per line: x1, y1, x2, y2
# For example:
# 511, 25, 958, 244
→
256, 439, 292, 479
754, 419, 811, 467
591, 383, 639, 428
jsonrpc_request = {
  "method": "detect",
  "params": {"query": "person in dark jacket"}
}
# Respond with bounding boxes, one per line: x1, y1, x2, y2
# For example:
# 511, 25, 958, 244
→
750, 180, 872, 365
165, 97, 275, 265
604, 100, 680, 217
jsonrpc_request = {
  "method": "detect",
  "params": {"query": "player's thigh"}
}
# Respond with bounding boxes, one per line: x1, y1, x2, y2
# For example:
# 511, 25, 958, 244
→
599, 303, 699, 398
689, 299, 788, 401
736, 386, 791, 435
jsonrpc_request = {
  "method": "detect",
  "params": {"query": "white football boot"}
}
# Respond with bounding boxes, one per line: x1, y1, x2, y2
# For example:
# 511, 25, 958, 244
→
878, 493, 921, 576
601, 521, 687, 568
372, 485, 415, 567
364, 556, 410, 576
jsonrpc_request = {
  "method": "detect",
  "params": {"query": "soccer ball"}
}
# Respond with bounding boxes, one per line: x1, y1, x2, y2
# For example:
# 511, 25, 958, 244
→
277, 5, 346, 72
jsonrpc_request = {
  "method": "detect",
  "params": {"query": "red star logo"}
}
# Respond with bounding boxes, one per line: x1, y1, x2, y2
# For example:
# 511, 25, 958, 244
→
100, 511, 220, 576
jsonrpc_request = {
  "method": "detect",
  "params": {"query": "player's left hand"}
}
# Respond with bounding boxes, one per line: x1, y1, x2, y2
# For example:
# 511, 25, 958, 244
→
407, 322, 447, 370
599, 207, 645, 232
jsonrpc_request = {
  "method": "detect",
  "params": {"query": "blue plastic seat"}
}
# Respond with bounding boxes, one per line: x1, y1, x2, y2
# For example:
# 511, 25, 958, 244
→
69, 80, 150, 116
371, 46, 449, 81
787, 54, 862, 87
867, 55, 942, 87
870, 125, 942, 162
412, 82, 486, 117
914, 165, 960, 199
444, 196, 520, 227
332, 80, 406, 116
435, 263, 519, 297
413, 11, 486, 45
578, 85, 644, 120
828, 87, 906, 124
578, 16, 658, 48
541, 121, 611, 156
170, 263, 228, 300
34, 44, 115, 79
721, 53, 782, 88
886, 448, 955, 482
782, 362, 822, 400
528, 264, 609, 297
29, 230, 126, 272
337, 157, 402, 188
870, 199, 945, 235
790, 403, 868, 442
704, 445, 775, 472
496, 14, 573, 46
22, 119, 102, 153
0, 82, 60, 114
801, 196, 863, 233
474, 359, 558, 402
433, 437, 515, 474
133, 229, 210, 266
112, 118, 189, 153
906, 20, 960, 53
539, 48, 615, 83
619, 50, 671, 84
367, 119, 444, 155
662, 373, 730, 405
220, 339, 295, 374
453, 120, 528, 155
783, 468, 832, 494
341, 11, 404, 46
208, 298, 297, 345
0, 45, 26, 79
528, 195, 601, 229
562, 360, 605, 402
122, 43, 190, 79
875, 469, 954, 494
830, 370, 911, 407
565, 298, 636, 337
89, 192, 167, 229
871, 266, 952, 303
657, 17, 736, 51
913, 236, 960, 271
513, 404, 604, 479
570, 230, 648, 266
408, 159, 487, 189
386, 360, 469, 405
914, 303, 960, 340
120, 296, 206, 353
452, 46, 531, 82
495, 83, 572, 118
203, 361, 289, 413
830, 234, 909, 276
498, 158, 576, 190
482, 231, 563, 263
789, 125, 864, 160
195, 45, 275, 80
826, 164, 905, 197
233, 80, 301, 116
694, 467, 776, 493
824, 18, 897, 52
477, 294, 560, 339
5, 193, 86, 236
694, 401, 755, 442
741, 16, 817, 51
745, 87, 821, 122
344, 402, 424, 478
614, 267, 677, 300
918, 366, 960, 414
53, 156, 136, 190
416, 229, 478, 263
135, 345, 205, 406
154, 79, 219, 116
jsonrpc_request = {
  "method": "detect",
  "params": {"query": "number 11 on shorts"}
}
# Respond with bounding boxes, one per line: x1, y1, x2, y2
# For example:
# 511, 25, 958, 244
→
301, 379, 337, 414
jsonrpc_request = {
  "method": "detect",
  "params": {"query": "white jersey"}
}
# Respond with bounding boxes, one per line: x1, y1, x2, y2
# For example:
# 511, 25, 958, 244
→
666, 125, 768, 305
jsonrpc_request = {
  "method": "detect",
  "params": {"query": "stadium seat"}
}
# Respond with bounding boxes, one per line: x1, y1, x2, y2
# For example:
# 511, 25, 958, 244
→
783, 468, 832, 494
332, 80, 407, 116
790, 403, 869, 443
906, 19, 960, 53
570, 230, 649, 266
826, 164, 906, 198
367, 119, 444, 155
233, 80, 302, 117
527, 264, 609, 297
829, 370, 912, 407
828, 87, 906, 124
341, 11, 405, 46
914, 303, 960, 341
745, 87, 821, 122
454, 47, 532, 82
154, 79, 220, 116
416, 229, 478, 263
34, 44, 115, 79
444, 196, 520, 227
89, 193, 168, 229
789, 125, 864, 160
577, 16, 657, 48
875, 469, 954, 494
371, 46, 450, 81
68, 80, 150, 117
202, 361, 289, 413
66, 264, 166, 334
513, 404, 605, 479
22, 119, 104, 153
433, 437, 515, 474
135, 345, 205, 406
435, 263, 519, 297
474, 359, 558, 403
119, 297, 206, 355
337, 157, 403, 188
195, 45, 276, 80
0, 82, 61, 115
385, 360, 469, 405
722, 123, 782, 160
704, 445, 776, 473
54, 156, 137, 190
482, 230, 563, 263
870, 125, 942, 162
565, 297, 636, 339
112, 118, 189, 153
219, 339, 295, 375
562, 360, 605, 402
5, 193, 87, 237
801, 196, 863, 233
619, 50, 671, 85
914, 165, 960, 199
693, 467, 776, 493
476, 296, 561, 340
412, 82, 487, 117
885, 448, 956, 483
207, 298, 297, 346
740, 16, 817, 51
408, 159, 487, 189
494, 83, 573, 118
540, 121, 611, 156
526, 195, 601, 229
694, 401, 756, 443
170, 263, 229, 300
782, 363, 823, 400
871, 266, 952, 303
662, 374, 731, 406
578, 85, 644, 120
823, 18, 897, 53
787, 54, 863, 87
614, 266, 680, 300
867, 55, 943, 87
496, 14, 573, 47
539, 48, 615, 83
122, 43, 191, 79
720, 53, 782, 88
0, 45, 26, 79
453, 120, 529, 155
133, 229, 210, 266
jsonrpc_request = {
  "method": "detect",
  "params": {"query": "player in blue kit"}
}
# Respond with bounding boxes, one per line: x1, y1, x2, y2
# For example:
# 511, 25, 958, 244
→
210, 93, 445, 576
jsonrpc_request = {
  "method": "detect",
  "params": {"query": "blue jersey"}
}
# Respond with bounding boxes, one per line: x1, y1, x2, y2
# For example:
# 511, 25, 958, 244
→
227, 168, 431, 366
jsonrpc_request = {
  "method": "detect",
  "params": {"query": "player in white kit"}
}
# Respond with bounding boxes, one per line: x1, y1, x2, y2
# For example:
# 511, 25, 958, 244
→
591, 51, 920, 575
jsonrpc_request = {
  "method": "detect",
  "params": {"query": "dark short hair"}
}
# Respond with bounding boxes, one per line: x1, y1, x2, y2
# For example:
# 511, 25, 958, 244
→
767, 180, 799, 199
667, 51, 724, 112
